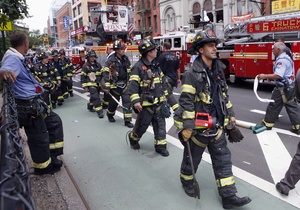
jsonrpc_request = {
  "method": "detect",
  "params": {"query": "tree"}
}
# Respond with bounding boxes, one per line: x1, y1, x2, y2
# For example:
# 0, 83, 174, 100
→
0, 0, 30, 26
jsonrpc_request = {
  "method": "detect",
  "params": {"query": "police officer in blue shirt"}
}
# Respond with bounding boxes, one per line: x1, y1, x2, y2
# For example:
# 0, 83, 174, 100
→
258, 41, 300, 134
0, 31, 64, 175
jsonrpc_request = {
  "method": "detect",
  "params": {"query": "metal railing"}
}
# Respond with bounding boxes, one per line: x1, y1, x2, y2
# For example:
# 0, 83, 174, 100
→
0, 82, 35, 210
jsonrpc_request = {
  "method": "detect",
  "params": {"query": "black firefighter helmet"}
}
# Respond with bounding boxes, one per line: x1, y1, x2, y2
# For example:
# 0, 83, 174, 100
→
85, 49, 98, 58
112, 39, 126, 50
52, 49, 59, 56
59, 48, 66, 56
187, 29, 219, 55
138, 37, 157, 55
38, 52, 49, 60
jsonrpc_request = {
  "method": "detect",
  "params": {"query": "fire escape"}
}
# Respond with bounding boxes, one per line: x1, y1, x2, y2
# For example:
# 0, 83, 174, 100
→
137, 0, 151, 37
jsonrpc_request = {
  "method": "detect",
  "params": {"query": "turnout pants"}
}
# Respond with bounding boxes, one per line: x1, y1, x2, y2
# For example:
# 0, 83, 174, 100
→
166, 78, 179, 111
280, 141, 300, 190
180, 130, 237, 198
132, 104, 167, 150
88, 86, 103, 114
263, 87, 300, 128
107, 87, 132, 123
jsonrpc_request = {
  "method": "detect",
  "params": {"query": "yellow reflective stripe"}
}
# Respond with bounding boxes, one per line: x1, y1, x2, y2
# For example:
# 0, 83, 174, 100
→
49, 141, 64, 150
195, 125, 208, 129
200, 92, 211, 103
95, 72, 101, 76
130, 94, 140, 101
41, 72, 48, 76
292, 124, 300, 129
216, 176, 235, 187
154, 139, 167, 145
262, 119, 274, 128
180, 173, 194, 181
102, 67, 110, 73
181, 84, 196, 94
33, 157, 51, 169
94, 106, 102, 112
107, 110, 115, 115
82, 82, 98, 88
129, 75, 140, 82
171, 103, 179, 111
226, 101, 233, 109
130, 132, 140, 140
142, 98, 159, 106
174, 120, 183, 129
124, 113, 132, 118
182, 110, 195, 119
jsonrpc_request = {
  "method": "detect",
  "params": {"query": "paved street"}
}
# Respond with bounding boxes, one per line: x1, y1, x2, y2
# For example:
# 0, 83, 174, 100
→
51, 76, 300, 209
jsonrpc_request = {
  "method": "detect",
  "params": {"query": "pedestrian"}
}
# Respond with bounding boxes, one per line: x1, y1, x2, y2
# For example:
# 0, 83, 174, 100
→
0, 31, 64, 175
258, 42, 300, 134
81, 49, 104, 118
127, 37, 170, 157
276, 141, 300, 196
158, 41, 180, 111
275, 36, 293, 60
174, 29, 251, 209
102, 39, 133, 128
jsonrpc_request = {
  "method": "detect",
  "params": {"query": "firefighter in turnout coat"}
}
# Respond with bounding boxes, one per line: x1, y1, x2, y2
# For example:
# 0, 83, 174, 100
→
34, 52, 61, 109
59, 48, 75, 98
127, 37, 170, 157
174, 29, 251, 209
81, 49, 104, 118
102, 39, 133, 128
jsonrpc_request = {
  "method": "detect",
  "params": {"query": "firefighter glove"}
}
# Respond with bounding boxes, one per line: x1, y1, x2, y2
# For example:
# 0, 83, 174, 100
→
181, 129, 193, 141
226, 121, 244, 143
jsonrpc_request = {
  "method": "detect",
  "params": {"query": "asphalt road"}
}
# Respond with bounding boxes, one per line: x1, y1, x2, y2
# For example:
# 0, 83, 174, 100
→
65, 76, 300, 209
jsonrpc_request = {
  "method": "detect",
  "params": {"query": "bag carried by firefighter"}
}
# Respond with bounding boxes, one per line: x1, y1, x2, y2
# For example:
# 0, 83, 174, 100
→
283, 79, 295, 101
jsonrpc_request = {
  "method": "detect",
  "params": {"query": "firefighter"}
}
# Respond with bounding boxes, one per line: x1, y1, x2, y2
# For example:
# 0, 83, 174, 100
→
81, 49, 104, 118
49, 49, 64, 106
174, 29, 251, 208
127, 37, 170, 157
102, 39, 133, 128
34, 52, 61, 109
158, 41, 180, 111
258, 42, 300, 134
102, 45, 115, 109
59, 48, 75, 98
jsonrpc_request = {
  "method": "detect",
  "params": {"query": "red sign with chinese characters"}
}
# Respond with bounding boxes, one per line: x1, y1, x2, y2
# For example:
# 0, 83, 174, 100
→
247, 17, 300, 33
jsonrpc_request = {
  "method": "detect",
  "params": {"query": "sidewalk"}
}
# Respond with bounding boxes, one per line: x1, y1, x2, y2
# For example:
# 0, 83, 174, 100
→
0, 91, 87, 210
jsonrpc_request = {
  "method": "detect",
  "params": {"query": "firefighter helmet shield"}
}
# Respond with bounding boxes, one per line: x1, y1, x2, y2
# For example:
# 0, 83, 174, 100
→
113, 39, 126, 50
52, 49, 59, 56
86, 49, 98, 58
188, 29, 219, 54
59, 48, 66, 55
138, 37, 157, 54
38, 52, 49, 60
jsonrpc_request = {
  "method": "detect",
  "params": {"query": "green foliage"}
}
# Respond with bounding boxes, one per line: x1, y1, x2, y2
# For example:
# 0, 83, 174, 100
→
0, 0, 30, 25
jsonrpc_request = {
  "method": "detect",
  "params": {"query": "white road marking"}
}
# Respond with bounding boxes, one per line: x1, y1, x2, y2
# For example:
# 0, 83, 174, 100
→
251, 109, 282, 118
73, 90, 300, 208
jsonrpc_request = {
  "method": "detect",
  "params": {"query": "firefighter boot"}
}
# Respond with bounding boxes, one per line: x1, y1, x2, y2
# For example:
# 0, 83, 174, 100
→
276, 182, 290, 196
34, 163, 61, 175
222, 195, 251, 209
69, 92, 74, 97
181, 179, 198, 198
290, 125, 300, 135
51, 156, 63, 168
97, 110, 104, 118
155, 146, 169, 157
52, 103, 56, 109
107, 112, 115, 122
125, 121, 134, 128
87, 104, 95, 112
128, 132, 140, 150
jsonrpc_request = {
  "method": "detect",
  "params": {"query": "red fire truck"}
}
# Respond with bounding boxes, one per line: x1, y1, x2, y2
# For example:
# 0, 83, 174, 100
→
153, 27, 196, 74
218, 11, 300, 83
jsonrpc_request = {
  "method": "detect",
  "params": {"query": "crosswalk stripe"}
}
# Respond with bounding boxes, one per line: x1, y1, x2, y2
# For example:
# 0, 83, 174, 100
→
251, 109, 282, 118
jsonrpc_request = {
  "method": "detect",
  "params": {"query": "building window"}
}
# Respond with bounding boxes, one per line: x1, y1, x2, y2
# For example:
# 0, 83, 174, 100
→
79, 17, 83, 27
74, 20, 78, 29
148, 16, 151, 30
148, 0, 151, 8
154, 15, 157, 32
153, 0, 156, 9
203, 0, 213, 22
78, 4, 82, 15
73, 8, 77, 18
215, 0, 223, 23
